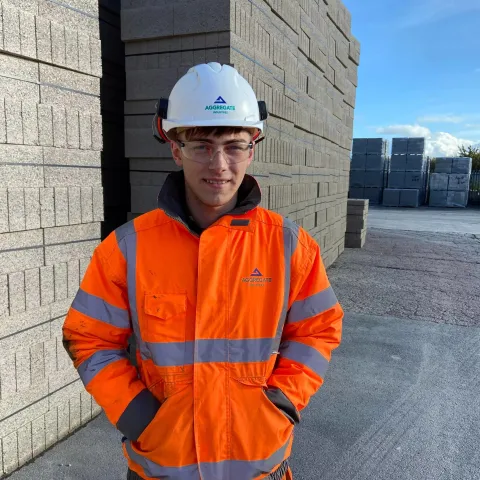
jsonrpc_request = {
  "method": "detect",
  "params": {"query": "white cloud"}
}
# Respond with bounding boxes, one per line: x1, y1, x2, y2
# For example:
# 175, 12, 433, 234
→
417, 114, 464, 124
375, 123, 478, 157
376, 124, 431, 137
426, 132, 476, 157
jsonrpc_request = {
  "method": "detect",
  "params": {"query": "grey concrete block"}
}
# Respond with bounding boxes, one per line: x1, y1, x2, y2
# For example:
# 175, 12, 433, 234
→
407, 137, 425, 155
81, 187, 93, 222
44, 407, 58, 449
68, 186, 82, 225
126, 67, 179, 101
54, 187, 69, 226
0, 230, 43, 275
346, 214, 367, 231
405, 154, 426, 171
131, 185, 159, 213
20, 10, 36, 58
350, 153, 365, 170
2, 431, 19, 474
17, 422, 33, 466
388, 171, 405, 189
38, 1, 99, 39
25, 267, 41, 311
365, 154, 386, 171
22, 101, 39, 146
391, 137, 408, 155
404, 171, 424, 189
363, 187, 382, 205
52, 106, 67, 148
44, 165, 102, 187
67, 259, 80, 299
92, 187, 104, 222
430, 173, 449, 191
8, 189, 26, 232
429, 190, 448, 207
45, 240, 98, 265
390, 155, 407, 171
451, 157, 472, 174
79, 114, 92, 150
66, 111, 80, 149
3, 4, 21, 55
435, 157, 452, 174
78, 32, 92, 74
399, 189, 420, 208
364, 171, 384, 188
38, 104, 54, 146
348, 187, 364, 199
54, 263, 67, 301
345, 231, 366, 248
121, 5, 174, 40
90, 37, 102, 78
5, 98, 23, 144
447, 191, 468, 208
44, 223, 100, 245
65, 28, 79, 71
91, 114, 103, 151
382, 188, 400, 207
35, 16, 52, 63
448, 174, 470, 192
40, 265, 55, 306
51, 21, 66, 67
0, 98, 6, 143
25, 188, 41, 230
40, 188, 55, 228
366, 138, 386, 155
8, 270, 26, 314
44, 147, 101, 167
0, 189, 8, 233
32, 415, 46, 457
349, 170, 364, 188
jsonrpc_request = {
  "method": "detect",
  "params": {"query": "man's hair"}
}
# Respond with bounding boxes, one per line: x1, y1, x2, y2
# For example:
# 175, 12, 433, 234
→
167, 126, 257, 142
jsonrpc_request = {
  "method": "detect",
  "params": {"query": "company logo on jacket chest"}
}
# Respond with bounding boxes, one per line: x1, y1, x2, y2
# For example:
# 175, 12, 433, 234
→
241, 268, 272, 286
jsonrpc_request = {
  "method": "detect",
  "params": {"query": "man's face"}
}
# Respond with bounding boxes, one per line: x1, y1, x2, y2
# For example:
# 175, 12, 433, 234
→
171, 130, 254, 209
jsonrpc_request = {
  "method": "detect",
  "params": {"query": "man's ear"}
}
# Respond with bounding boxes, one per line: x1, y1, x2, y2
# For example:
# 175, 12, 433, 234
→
171, 142, 183, 167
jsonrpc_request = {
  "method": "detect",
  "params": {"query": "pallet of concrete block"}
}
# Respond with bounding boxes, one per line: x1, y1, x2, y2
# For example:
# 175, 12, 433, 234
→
429, 172, 470, 208
383, 188, 422, 207
435, 157, 472, 174
391, 137, 425, 155
345, 199, 369, 248
352, 138, 388, 156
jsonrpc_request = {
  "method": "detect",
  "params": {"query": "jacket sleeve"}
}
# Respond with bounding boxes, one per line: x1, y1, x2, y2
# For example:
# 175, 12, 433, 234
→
62, 235, 160, 441
266, 235, 343, 421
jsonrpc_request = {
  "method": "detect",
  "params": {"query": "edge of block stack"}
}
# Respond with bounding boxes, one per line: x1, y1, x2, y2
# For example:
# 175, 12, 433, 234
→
345, 198, 368, 248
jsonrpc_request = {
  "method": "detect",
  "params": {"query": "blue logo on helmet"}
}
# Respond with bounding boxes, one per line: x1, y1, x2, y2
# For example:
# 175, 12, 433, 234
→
214, 96, 227, 104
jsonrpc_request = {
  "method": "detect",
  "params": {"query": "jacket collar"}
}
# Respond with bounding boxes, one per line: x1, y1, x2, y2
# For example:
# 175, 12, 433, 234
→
157, 170, 261, 230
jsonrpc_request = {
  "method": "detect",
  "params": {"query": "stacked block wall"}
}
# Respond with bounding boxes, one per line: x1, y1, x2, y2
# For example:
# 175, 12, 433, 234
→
0, 0, 104, 475
121, 0, 360, 268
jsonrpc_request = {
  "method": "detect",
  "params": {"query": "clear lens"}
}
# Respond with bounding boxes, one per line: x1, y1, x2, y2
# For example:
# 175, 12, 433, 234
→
180, 141, 252, 164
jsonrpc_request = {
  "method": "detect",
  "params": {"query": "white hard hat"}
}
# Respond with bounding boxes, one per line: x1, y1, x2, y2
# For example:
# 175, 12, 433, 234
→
153, 62, 268, 143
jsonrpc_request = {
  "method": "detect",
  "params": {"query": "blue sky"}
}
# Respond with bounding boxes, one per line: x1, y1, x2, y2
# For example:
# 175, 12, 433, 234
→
342, 0, 480, 156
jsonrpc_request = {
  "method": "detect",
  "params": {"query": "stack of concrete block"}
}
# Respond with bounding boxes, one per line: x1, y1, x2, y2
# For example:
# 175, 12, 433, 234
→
0, 0, 103, 475
345, 199, 368, 248
121, 0, 360, 268
429, 157, 472, 207
349, 137, 388, 205
383, 137, 428, 207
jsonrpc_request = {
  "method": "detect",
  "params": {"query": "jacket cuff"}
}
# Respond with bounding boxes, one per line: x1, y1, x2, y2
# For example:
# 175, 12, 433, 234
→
265, 387, 300, 424
116, 389, 161, 441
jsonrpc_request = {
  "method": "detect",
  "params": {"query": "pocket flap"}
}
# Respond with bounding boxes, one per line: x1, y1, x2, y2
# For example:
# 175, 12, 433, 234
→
144, 293, 187, 319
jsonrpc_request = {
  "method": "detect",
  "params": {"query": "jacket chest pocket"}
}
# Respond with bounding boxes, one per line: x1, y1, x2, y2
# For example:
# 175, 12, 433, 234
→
141, 293, 189, 371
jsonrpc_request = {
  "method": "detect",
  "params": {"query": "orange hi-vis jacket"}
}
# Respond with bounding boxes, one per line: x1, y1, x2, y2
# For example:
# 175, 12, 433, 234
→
63, 171, 343, 480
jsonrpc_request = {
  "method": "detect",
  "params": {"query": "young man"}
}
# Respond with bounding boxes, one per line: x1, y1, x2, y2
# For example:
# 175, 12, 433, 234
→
62, 63, 343, 480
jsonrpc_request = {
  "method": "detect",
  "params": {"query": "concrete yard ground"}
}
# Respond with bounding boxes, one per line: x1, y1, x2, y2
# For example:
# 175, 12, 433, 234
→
9, 207, 480, 480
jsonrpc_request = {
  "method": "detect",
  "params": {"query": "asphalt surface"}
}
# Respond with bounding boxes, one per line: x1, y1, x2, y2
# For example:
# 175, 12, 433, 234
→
9, 208, 480, 480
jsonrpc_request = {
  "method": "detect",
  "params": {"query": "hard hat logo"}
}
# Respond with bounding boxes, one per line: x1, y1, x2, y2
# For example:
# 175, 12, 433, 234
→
214, 96, 227, 104
205, 104, 236, 113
